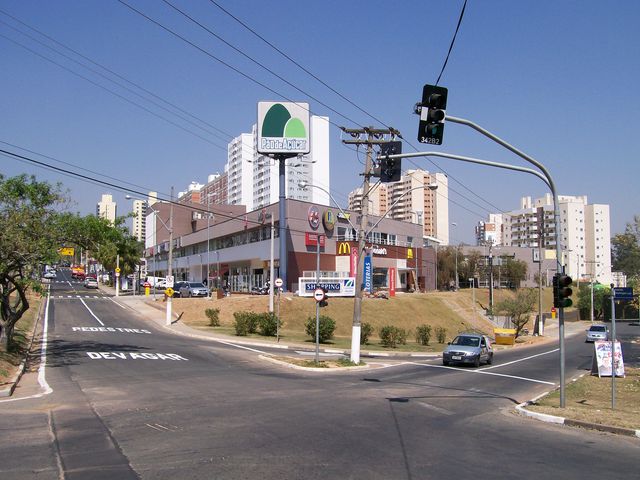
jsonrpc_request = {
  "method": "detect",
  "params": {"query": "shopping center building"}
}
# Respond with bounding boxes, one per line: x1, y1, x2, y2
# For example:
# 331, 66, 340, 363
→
143, 198, 436, 295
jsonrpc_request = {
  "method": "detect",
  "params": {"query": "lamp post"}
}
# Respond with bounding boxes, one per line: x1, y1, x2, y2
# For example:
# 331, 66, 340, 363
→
452, 222, 459, 290
127, 190, 174, 325
414, 211, 423, 292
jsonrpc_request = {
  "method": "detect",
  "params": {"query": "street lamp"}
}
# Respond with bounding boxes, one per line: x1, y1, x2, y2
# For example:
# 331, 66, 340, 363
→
127, 191, 174, 326
452, 222, 459, 290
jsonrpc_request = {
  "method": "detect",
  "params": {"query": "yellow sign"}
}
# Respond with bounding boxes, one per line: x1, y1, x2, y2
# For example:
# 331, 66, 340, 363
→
58, 247, 75, 256
337, 242, 351, 255
407, 248, 413, 259
165, 287, 174, 297
115, 267, 121, 273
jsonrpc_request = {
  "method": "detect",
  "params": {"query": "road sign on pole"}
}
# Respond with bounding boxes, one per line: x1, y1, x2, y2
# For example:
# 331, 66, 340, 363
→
275, 278, 283, 288
166, 275, 174, 288
314, 288, 324, 302
613, 287, 633, 300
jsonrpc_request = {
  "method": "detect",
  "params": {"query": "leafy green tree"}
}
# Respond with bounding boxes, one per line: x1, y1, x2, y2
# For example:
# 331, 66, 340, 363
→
0, 174, 65, 349
576, 283, 608, 320
436, 246, 457, 290
611, 215, 640, 281
503, 258, 528, 288
459, 250, 482, 286
494, 288, 537, 338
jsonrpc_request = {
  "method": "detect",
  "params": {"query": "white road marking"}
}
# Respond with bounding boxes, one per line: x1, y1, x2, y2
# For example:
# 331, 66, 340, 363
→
0, 286, 53, 403
67, 281, 72, 287
407, 362, 555, 385
416, 401, 454, 415
145, 423, 165, 432
79, 298, 104, 326
481, 348, 559, 370
110, 298, 127, 309
295, 351, 344, 357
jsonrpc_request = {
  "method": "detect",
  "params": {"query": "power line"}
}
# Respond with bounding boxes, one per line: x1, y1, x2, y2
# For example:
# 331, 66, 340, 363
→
435, 0, 468, 86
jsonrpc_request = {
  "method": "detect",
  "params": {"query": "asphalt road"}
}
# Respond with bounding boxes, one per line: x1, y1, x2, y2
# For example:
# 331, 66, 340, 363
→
0, 269, 637, 479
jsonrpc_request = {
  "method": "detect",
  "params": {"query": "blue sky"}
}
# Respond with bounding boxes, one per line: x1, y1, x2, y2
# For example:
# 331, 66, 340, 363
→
1, 0, 638, 244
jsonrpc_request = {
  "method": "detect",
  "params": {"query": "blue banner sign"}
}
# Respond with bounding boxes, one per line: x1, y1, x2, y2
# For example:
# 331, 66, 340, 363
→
298, 278, 356, 297
613, 287, 634, 300
364, 255, 372, 293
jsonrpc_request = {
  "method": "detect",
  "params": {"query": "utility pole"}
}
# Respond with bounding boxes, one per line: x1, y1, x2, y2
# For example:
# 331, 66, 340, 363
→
341, 126, 399, 364
166, 187, 174, 327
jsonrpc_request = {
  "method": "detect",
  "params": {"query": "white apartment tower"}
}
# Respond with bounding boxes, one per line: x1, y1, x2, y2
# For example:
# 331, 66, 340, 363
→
131, 199, 146, 242
96, 194, 117, 224
227, 116, 330, 210
348, 184, 388, 217
500, 194, 611, 283
475, 214, 503, 246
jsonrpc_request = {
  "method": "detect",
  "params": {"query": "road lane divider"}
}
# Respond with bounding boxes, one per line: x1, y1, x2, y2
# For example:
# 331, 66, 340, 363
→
79, 298, 104, 326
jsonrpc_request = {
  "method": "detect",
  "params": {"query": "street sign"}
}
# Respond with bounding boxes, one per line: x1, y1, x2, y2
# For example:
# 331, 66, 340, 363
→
58, 247, 75, 256
314, 288, 325, 302
274, 278, 283, 288
115, 267, 121, 273
115, 271, 120, 277
165, 287, 174, 297
613, 287, 634, 300
166, 275, 174, 288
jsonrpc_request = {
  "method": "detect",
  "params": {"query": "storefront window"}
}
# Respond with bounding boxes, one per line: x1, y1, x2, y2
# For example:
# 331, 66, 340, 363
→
373, 267, 388, 289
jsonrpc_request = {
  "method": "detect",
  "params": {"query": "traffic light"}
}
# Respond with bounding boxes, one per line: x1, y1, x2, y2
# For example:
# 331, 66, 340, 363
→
417, 84, 448, 145
553, 274, 573, 308
319, 288, 329, 308
379, 141, 402, 183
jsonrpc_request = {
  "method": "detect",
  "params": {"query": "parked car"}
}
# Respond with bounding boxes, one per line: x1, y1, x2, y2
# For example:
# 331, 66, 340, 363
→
442, 333, 493, 367
179, 282, 209, 298
84, 277, 99, 289
43, 271, 57, 279
171, 281, 189, 297
586, 324, 609, 342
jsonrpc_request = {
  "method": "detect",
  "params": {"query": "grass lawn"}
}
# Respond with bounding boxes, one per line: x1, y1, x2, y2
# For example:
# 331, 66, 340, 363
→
526, 367, 640, 431
0, 293, 43, 386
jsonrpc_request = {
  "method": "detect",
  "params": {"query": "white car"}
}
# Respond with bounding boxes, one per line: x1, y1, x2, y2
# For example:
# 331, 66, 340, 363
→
84, 277, 99, 289
586, 324, 608, 342
43, 271, 57, 279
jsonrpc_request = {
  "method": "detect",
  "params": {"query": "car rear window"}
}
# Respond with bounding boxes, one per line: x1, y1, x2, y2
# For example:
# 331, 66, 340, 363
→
590, 326, 606, 332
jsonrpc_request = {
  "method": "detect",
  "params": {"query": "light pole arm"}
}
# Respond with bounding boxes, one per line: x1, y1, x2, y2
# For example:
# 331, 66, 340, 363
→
146, 204, 172, 234
365, 185, 434, 237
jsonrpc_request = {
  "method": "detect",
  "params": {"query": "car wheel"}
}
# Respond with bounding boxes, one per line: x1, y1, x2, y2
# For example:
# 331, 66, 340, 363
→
474, 355, 480, 368
486, 353, 493, 365
188, 292, 192, 298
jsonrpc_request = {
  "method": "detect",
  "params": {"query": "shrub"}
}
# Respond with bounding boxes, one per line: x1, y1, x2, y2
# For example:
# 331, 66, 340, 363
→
305, 315, 336, 343
360, 322, 374, 345
379, 325, 407, 348
232, 311, 257, 335
415, 324, 432, 345
258, 312, 281, 337
205, 308, 220, 327
435, 326, 447, 344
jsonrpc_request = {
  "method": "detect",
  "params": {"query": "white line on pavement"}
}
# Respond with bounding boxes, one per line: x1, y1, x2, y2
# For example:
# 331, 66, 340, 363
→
80, 298, 104, 326
110, 298, 127, 309
481, 348, 559, 370
407, 362, 556, 385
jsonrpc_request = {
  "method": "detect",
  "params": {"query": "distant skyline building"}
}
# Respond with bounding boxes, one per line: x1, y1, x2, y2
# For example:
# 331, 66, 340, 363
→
493, 194, 611, 283
475, 214, 503, 246
131, 199, 146, 242
227, 116, 330, 210
96, 193, 116, 224
348, 169, 449, 244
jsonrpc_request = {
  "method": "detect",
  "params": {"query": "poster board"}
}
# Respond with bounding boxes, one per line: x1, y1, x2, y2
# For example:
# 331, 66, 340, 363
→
591, 341, 625, 377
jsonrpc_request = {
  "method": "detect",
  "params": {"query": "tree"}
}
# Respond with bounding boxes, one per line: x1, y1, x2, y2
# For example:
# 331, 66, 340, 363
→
458, 250, 482, 285
611, 215, 640, 281
0, 174, 65, 350
503, 258, 528, 288
436, 246, 457, 290
576, 283, 608, 320
494, 288, 537, 338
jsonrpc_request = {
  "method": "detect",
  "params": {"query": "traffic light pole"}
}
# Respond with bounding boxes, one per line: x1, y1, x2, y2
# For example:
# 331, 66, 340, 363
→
387, 114, 567, 406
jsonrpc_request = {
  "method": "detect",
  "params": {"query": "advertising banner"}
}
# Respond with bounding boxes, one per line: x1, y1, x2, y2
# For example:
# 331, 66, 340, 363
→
298, 278, 356, 297
592, 341, 625, 377
350, 248, 358, 277
257, 102, 310, 155
364, 255, 372, 293
389, 267, 396, 297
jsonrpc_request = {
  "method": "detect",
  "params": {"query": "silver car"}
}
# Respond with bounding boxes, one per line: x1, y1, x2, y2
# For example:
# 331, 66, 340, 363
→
443, 333, 494, 367
585, 324, 608, 342
179, 282, 209, 298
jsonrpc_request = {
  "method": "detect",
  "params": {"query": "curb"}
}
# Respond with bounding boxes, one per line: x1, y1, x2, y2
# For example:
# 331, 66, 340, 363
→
0, 295, 46, 398
515, 382, 640, 439
259, 354, 371, 372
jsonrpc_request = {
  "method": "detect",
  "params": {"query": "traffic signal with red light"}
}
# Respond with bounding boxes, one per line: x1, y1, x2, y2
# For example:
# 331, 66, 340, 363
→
553, 274, 573, 308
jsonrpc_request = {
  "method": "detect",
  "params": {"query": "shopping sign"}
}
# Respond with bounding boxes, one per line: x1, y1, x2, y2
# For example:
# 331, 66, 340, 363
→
298, 278, 356, 297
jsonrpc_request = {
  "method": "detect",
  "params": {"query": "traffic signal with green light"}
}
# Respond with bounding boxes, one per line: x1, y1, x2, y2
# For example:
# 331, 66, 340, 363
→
553, 274, 573, 308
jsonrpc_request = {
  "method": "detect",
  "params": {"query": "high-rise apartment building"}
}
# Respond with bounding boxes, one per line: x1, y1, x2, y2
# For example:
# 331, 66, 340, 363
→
347, 184, 388, 217
227, 116, 330, 210
96, 194, 116, 224
475, 214, 503, 246
347, 169, 449, 244
131, 199, 146, 242
495, 194, 611, 283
